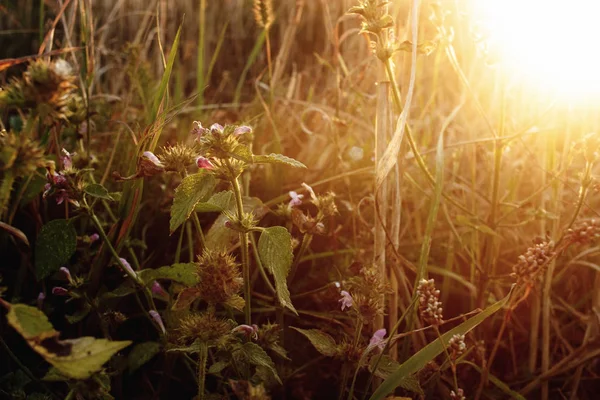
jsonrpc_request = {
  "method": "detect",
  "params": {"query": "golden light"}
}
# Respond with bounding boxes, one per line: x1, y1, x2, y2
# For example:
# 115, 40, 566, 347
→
471, 0, 600, 102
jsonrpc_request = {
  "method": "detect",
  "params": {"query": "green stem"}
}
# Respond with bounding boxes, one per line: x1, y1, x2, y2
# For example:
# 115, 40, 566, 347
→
197, 342, 208, 400
288, 233, 313, 283
229, 162, 251, 325
343, 319, 364, 400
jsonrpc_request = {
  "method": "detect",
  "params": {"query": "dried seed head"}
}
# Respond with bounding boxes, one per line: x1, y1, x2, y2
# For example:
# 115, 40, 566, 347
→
196, 249, 243, 305
448, 334, 466, 359
512, 240, 555, 285
564, 219, 600, 245
159, 143, 198, 172
173, 311, 233, 345
253, 0, 274, 29
416, 278, 443, 326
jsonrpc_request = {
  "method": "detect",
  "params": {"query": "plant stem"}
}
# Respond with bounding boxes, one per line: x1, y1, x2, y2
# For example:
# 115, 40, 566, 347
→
228, 162, 251, 325
197, 342, 208, 400
288, 233, 312, 283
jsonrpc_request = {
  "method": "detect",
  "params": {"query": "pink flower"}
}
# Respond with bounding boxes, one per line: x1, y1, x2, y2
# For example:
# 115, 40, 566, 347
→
191, 121, 208, 137
37, 292, 46, 309
196, 156, 215, 170
61, 148, 73, 170
139, 151, 165, 177
151, 281, 168, 298
52, 286, 69, 296
339, 290, 353, 311
118, 258, 137, 278
233, 125, 252, 136
288, 191, 304, 207
232, 324, 259, 340
59, 267, 72, 283
89, 233, 100, 243
369, 328, 387, 351
210, 123, 224, 135
149, 310, 166, 334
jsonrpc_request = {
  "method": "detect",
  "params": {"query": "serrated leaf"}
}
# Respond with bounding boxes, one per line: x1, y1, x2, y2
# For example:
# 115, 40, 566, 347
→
238, 342, 281, 385
291, 328, 338, 357
228, 143, 254, 163
127, 341, 161, 373
84, 183, 114, 200
369, 286, 514, 400
138, 263, 199, 286
34, 219, 77, 280
208, 360, 229, 374
257, 227, 296, 314
253, 154, 306, 168
194, 191, 235, 213
170, 172, 216, 233
7, 303, 131, 380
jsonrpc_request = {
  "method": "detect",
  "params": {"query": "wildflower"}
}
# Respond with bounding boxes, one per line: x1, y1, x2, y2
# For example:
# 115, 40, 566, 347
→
233, 125, 252, 136
37, 292, 45, 309
416, 278, 443, 326
369, 328, 387, 351
118, 258, 137, 278
61, 148, 73, 170
232, 324, 259, 340
59, 266, 72, 283
52, 286, 69, 296
339, 290, 353, 311
448, 334, 466, 359
288, 191, 304, 207
89, 233, 100, 243
149, 310, 166, 334
450, 388, 465, 400
138, 151, 165, 177
151, 281, 168, 298
512, 240, 555, 285
191, 121, 208, 137
196, 156, 215, 170
210, 123, 224, 135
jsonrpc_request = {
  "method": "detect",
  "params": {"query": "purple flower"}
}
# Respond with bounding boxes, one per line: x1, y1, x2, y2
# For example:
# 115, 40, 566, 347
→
369, 328, 387, 351
61, 148, 73, 170
339, 290, 353, 311
37, 292, 46, 309
118, 258, 137, 278
196, 156, 215, 170
43, 172, 70, 205
210, 123, 224, 135
233, 125, 252, 136
191, 121, 209, 138
288, 191, 304, 207
89, 233, 100, 243
59, 267, 72, 283
151, 281, 168, 298
139, 151, 165, 177
52, 286, 69, 296
232, 324, 259, 340
149, 310, 166, 334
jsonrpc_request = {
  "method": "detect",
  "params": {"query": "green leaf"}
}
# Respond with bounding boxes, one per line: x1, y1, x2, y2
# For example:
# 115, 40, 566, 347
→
150, 23, 182, 122
369, 356, 423, 395
291, 328, 338, 357
65, 302, 92, 324
138, 263, 199, 286
84, 183, 114, 201
369, 286, 514, 400
253, 154, 306, 168
170, 172, 216, 233
208, 360, 229, 375
42, 367, 70, 382
6, 303, 131, 380
194, 191, 235, 213
34, 219, 77, 280
238, 342, 281, 385
47, 337, 131, 379
228, 143, 254, 163
7, 304, 56, 340
127, 341, 161, 373
257, 227, 296, 314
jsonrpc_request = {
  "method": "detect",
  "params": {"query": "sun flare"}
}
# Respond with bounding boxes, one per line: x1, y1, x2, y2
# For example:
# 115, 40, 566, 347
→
471, 0, 600, 101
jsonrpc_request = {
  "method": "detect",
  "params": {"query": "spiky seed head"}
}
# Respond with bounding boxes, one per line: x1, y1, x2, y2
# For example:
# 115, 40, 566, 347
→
174, 312, 233, 345
196, 249, 243, 305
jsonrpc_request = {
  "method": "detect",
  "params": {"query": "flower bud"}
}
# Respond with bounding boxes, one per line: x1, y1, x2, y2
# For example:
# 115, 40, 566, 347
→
138, 151, 164, 177
118, 258, 137, 278
196, 156, 215, 170
52, 286, 69, 296
59, 266, 72, 283
149, 310, 166, 334
151, 281, 168, 298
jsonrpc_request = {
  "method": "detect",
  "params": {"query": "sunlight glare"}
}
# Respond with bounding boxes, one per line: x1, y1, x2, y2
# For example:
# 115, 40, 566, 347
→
471, 0, 600, 101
